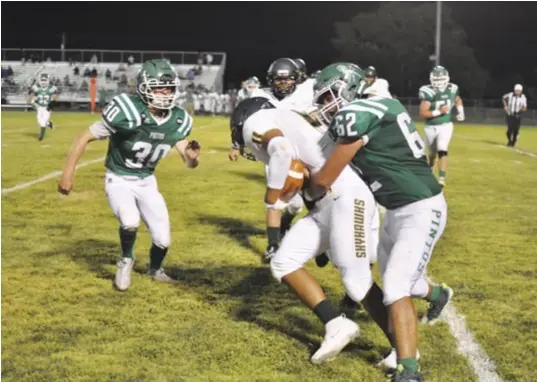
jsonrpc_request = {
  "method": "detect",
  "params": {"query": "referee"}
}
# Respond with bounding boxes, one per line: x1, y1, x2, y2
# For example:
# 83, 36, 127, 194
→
502, 84, 528, 147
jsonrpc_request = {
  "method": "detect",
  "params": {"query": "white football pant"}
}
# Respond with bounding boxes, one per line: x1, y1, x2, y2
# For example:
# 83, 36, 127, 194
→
105, 171, 171, 248
424, 122, 453, 156
36, 107, 51, 128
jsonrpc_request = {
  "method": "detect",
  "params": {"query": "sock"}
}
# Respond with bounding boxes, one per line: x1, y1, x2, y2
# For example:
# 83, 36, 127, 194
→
438, 170, 446, 179
398, 357, 418, 372
267, 227, 280, 247
149, 244, 168, 271
119, 227, 137, 258
426, 285, 442, 302
313, 299, 339, 324
38, 127, 46, 140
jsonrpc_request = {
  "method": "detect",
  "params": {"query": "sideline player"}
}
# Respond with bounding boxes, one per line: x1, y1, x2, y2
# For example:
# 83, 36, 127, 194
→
58, 59, 201, 291
419, 66, 465, 186
308, 63, 453, 381
30, 73, 58, 141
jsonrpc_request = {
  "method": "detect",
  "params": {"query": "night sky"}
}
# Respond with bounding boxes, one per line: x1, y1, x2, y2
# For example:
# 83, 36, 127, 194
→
2, 2, 537, 93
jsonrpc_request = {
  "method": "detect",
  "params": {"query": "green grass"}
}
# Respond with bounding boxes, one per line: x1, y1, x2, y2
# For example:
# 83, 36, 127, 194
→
2, 111, 536, 381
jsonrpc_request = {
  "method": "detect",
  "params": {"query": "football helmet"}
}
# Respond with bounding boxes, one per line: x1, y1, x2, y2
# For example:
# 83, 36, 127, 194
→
245, 76, 260, 94
430, 66, 450, 92
294, 58, 308, 84
266, 58, 299, 99
39, 73, 50, 88
313, 62, 366, 124
364, 66, 377, 85
137, 59, 180, 110
230, 97, 276, 147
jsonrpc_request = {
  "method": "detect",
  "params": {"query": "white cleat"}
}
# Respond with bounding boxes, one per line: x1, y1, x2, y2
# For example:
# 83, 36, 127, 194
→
311, 315, 359, 365
115, 257, 134, 291
376, 348, 421, 371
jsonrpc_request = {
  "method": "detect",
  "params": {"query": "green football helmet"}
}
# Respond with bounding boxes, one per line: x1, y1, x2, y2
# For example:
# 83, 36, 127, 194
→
430, 65, 449, 91
313, 62, 366, 124
137, 59, 180, 110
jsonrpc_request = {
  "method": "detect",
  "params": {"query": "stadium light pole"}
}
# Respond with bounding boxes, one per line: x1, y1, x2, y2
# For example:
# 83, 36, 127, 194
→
434, 1, 442, 66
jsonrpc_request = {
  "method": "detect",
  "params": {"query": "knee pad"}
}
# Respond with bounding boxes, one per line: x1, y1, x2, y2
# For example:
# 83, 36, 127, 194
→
340, 267, 374, 302
270, 253, 303, 282
382, 271, 412, 306
437, 150, 448, 158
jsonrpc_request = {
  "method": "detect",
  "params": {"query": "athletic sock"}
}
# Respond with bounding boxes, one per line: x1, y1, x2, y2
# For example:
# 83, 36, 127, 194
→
426, 285, 442, 302
119, 227, 137, 259
313, 299, 339, 324
398, 357, 418, 372
149, 244, 168, 271
438, 170, 446, 179
38, 127, 46, 140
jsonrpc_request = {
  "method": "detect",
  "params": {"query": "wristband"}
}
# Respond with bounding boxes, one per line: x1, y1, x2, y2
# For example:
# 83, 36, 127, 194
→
456, 105, 464, 114
265, 199, 287, 211
432, 110, 441, 117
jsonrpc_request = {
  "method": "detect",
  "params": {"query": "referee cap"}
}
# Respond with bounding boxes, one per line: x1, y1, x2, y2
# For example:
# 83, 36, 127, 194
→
514, 84, 523, 92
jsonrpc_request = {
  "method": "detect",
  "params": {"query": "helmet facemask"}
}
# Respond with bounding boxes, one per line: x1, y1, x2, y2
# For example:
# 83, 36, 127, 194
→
138, 72, 180, 110
430, 74, 449, 92
314, 79, 358, 125
271, 75, 296, 98
39, 75, 50, 89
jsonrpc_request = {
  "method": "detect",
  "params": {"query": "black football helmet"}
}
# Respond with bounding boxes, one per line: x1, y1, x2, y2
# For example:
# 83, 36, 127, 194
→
230, 97, 276, 147
294, 58, 307, 84
266, 58, 299, 100
364, 66, 377, 85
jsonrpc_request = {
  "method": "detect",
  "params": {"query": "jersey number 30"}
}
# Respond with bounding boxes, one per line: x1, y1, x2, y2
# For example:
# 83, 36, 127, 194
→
126, 142, 172, 169
397, 113, 425, 158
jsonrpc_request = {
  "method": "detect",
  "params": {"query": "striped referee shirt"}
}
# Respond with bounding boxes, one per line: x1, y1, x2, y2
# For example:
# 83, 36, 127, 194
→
503, 92, 527, 116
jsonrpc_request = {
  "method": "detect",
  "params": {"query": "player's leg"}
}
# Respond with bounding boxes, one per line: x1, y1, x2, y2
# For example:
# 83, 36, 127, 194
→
381, 194, 448, 377
270, 213, 358, 364
423, 125, 438, 168
105, 173, 141, 291
512, 116, 522, 147
37, 107, 47, 141
436, 122, 454, 186
506, 116, 514, 146
135, 175, 176, 284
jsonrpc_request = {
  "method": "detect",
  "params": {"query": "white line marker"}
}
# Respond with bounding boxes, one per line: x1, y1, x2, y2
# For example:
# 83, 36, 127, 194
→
1, 121, 226, 195
454, 134, 537, 160
2, 157, 105, 195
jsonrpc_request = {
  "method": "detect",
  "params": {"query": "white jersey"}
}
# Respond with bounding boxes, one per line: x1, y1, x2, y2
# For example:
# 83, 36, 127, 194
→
242, 108, 357, 197
363, 78, 392, 98
278, 78, 316, 114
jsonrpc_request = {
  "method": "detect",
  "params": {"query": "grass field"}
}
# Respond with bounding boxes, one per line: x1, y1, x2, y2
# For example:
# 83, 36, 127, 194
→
2, 111, 537, 382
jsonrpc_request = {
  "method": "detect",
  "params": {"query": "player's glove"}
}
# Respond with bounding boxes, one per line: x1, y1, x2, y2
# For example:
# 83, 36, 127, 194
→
241, 152, 257, 161
263, 244, 278, 263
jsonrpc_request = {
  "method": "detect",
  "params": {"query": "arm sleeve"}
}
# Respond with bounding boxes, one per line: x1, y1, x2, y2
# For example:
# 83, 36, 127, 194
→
266, 136, 294, 189
89, 120, 113, 139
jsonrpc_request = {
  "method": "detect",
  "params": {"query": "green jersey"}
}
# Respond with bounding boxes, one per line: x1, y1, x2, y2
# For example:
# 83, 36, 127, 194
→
101, 93, 193, 178
31, 85, 57, 107
329, 97, 441, 209
418, 83, 459, 125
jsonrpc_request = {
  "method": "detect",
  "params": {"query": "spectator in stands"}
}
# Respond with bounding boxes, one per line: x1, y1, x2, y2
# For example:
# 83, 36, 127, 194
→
90, 67, 98, 78
83, 67, 91, 77
46, 57, 52, 63
73, 66, 80, 76
118, 62, 126, 72
80, 79, 89, 91
98, 87, 107, 112
205, 53, 213, 69
119, 74, 128, 85
128, 55, 135, 66
105, 69, 112, 81
7, 66, 14, 77
64, 75, 70, 87
91, 54, 98, 64
197, 54, 203, 67
187, 69, 196, 80
68, 57, 74, 66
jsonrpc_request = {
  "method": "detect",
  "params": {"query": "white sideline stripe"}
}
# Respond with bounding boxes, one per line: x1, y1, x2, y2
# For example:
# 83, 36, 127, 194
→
441, 302, 504, 382
455, 134, 537, 160
2, 156, 105, 195
1, 120, 226, 195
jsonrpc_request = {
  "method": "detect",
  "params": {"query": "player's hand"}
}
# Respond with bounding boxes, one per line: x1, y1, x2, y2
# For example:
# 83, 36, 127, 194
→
456, 113, 465, 122
263, 244, 279, 263
58, 174, 73, 195
440, 105, 449, 114
228, 148, 241, 161
186, 140, 201, 160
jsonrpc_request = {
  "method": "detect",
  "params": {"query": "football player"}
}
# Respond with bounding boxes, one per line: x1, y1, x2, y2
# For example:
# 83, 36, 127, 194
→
58, 59, 201, 291
419, 66, 465, 186
294, 58, 308, 84
30, 73, 58, 141
307, 63, 453, 382
230, 97, 391, 365
237, 76, 262, 103
362, 66, 392, 99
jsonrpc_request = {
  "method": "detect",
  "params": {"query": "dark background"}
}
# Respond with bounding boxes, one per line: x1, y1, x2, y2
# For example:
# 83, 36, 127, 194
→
2, 2, 536, 97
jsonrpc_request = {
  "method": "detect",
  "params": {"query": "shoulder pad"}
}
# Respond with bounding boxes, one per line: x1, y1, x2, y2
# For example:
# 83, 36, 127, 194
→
102, 93, 143, 132
419, 86, 435, 100
175, 108, 193, 137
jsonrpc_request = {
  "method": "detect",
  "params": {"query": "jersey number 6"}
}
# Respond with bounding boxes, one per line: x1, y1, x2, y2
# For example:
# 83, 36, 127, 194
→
396, 113, 425, 158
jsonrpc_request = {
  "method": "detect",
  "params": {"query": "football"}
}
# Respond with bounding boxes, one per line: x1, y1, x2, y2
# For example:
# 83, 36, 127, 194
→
280, 159, 305, 202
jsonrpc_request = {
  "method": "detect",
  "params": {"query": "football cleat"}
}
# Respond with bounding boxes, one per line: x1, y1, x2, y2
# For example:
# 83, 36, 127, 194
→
311, 315, 359, 364
389, 365, 423, 381
377, 348, 421, 371
115, 257, 135, 291
148, 268, 178, 285
422, 283, 453, 324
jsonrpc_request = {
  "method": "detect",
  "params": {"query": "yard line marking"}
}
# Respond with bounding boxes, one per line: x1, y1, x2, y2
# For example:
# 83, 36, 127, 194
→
425, 276, 503, 382
2, 157, 105, 195
1, 120, 226, 195
454, 134, 537, 160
